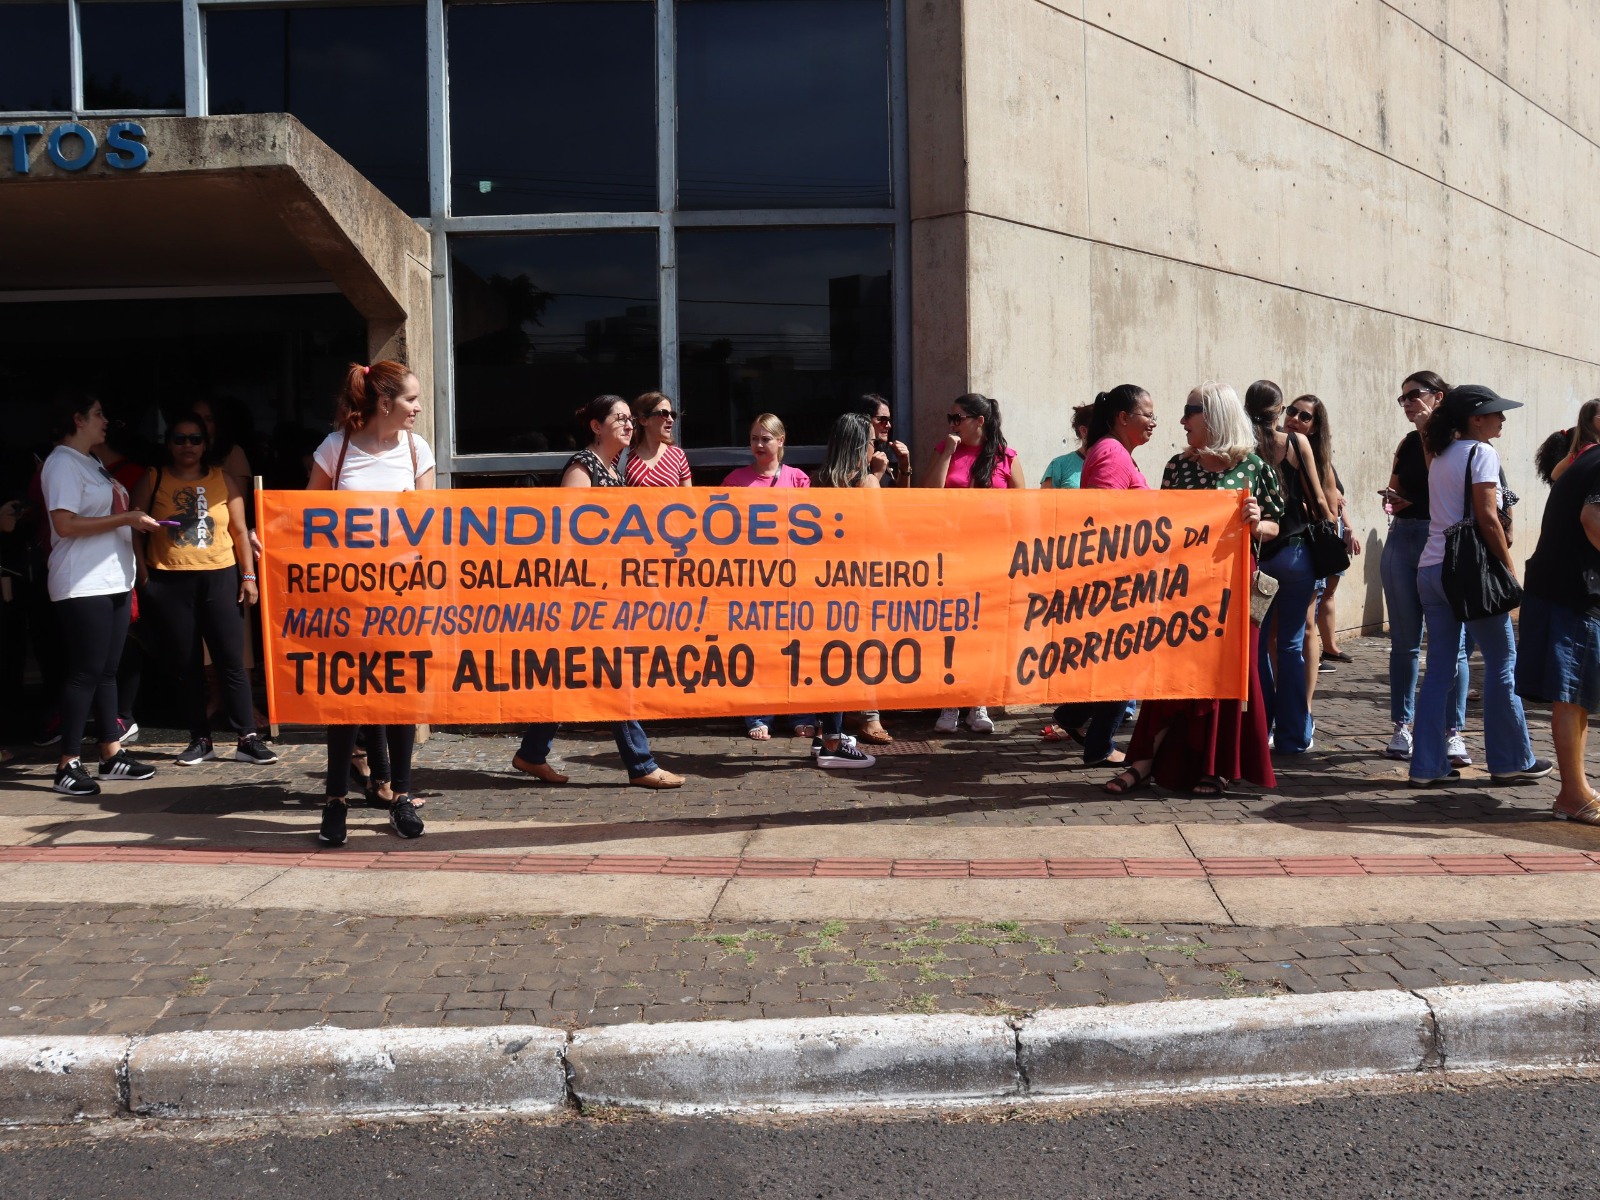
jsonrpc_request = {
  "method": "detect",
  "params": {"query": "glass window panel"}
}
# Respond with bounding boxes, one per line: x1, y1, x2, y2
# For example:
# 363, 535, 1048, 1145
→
207, 6, 428, 216
0, 2, 70, 111
448, 2, 655, 216
677, 227, 892, 450
677, 0, 890, 210
451, 232, 660, 457
81, 1, 184, 110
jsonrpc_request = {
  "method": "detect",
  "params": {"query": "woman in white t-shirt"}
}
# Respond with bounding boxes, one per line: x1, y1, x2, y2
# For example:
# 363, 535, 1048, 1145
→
1410, 385, 1551, 787
41, 393, 162, 796
307, 361, 436, 847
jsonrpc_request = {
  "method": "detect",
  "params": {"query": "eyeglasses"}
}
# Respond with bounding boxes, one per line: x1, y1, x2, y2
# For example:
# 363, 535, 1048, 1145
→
611, 414, 636, 426
1285, 408, 1314, 421
169, 434, 205, 445
946, 412, 970, 425
649, 409, 675, 420
1182, 403, 1204, 417
1397, 388, 1437, 404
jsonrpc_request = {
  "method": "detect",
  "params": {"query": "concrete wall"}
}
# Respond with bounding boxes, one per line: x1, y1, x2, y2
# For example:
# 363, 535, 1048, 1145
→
908, 0, 1600, 630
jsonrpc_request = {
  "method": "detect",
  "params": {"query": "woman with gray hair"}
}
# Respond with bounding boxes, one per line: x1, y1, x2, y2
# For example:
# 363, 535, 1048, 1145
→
1104, 382, 1282, 796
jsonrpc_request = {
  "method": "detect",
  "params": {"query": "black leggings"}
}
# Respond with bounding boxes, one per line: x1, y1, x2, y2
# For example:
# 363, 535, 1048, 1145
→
141, 566, 253, 742
327, 725, 415, 798
55, 591, 131, 755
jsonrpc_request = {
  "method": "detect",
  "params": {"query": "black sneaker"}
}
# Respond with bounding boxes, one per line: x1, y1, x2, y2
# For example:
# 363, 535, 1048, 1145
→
388, 795, 425, 839
53, 759, 100, 796
175, 738, 216, 766
233, 734, 279, 765
817, 740, 877, 769
97, 750, 155, 781
318, 799, 348, 846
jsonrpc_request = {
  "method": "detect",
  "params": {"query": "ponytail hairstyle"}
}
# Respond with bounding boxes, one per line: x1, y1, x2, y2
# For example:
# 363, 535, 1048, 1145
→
1422, 395, 1467, 457
1243, 379, 1284, 456
953, 393, 1006, 488
336, 360, 412, 434
1574, 398, 1600, 452
818, 413, 874, 489
575, 394, 628, 446
1070, 403, 1095, 443
1084, 384, 1146, 448
47, 390, 103, 442
1533, 399, 1600, 484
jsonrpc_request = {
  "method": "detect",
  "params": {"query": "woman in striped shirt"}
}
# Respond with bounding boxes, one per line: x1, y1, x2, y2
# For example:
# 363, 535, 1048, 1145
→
625, 392, 693, 487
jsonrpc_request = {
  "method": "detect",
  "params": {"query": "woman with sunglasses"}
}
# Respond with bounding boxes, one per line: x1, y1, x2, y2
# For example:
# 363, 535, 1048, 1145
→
925, 394, 1023, 735
1379, 370, 1468, 763
513, 396, 686, 789
625, 392, 693, 487
1105, 383, 1280, 796
853, 394, 911, 488
40, 392, 162, 796
131, 414, 276, 771
1283, 397, 1361, 691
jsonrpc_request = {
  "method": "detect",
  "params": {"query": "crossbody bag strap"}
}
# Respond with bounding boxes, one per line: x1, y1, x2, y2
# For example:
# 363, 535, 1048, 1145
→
1291, 433, 1330, 522
332, 430, 351, 491
407, 430, 418, 483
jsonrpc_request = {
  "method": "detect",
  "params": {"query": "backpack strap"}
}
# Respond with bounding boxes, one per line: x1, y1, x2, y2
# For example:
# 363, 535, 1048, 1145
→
332, 430, 351, 491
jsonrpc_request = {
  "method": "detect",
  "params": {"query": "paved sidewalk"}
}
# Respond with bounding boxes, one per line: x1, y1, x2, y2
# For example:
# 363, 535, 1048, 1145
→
0, 636, 1595, 1039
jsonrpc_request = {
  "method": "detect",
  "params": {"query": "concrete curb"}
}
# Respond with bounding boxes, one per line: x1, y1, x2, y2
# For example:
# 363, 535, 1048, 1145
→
2, 981, 1596, 1124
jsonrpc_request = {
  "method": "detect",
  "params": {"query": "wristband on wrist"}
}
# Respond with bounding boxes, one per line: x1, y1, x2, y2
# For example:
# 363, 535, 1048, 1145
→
240, 574, 257, 581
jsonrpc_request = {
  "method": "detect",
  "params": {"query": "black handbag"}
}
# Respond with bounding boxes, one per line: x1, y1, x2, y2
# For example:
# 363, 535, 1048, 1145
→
1291, 438, 1351, 578
1441, 443, 1523, 621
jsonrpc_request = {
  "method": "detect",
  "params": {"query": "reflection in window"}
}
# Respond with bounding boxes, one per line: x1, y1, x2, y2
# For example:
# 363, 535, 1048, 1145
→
0, 3, 69, 112
451, 232, 660, 457
677, 0, 890, 210
207, 6, 428, 215
81, 1, 184, 110
448, 2, 655, 216
677, 228, 892, 449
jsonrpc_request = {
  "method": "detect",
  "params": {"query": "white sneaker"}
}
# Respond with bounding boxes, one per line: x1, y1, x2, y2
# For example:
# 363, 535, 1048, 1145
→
1446, 732, 1472, 768
1385, 722, 1413, 760
934, 708, 960, 733
966, 706, 995, 734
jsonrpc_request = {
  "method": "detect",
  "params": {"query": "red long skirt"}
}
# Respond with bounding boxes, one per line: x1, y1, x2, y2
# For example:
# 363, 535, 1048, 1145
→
1123, 620, 1275, 792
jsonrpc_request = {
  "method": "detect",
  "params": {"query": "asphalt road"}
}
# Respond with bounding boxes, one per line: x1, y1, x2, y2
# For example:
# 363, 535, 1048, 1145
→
4, 1075, 1598, 1199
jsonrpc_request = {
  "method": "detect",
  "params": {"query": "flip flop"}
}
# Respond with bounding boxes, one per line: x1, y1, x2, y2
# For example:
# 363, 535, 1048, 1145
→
747, 724, 771, 741
1041, 724, 1086, 745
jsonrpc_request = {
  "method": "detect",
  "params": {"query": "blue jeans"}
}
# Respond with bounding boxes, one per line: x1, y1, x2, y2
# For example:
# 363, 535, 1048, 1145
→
518, 722, 657, 779
745, 714, 817, 733
1052, 700, 1134, 762
1412, 564, 1535, 781
1381, 518, 1467, 728
1258, 539, 1317, 753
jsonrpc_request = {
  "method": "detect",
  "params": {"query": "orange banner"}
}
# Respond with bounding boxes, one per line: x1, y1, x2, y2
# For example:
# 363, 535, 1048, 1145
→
257, 487, 1251, 725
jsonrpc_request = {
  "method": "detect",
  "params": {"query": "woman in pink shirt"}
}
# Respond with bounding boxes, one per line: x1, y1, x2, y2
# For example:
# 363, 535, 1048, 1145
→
1079, 384, 1156, 488
923, 393, 1025, 735
724, 414, 812, 739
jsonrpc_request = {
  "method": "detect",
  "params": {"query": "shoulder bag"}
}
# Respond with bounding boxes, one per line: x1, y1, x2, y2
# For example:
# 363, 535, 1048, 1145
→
1291, 436, 1351, 578
1441, 443, 1523, 621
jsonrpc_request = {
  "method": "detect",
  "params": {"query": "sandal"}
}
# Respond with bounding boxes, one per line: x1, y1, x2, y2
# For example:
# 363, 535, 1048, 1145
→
747, 724, 771, 741
792, 724, 818, 739
1102, 763, 1154, 795
1192, 775, 1228, 797
1552, 798, 1600, 826
1041, 724, 1087, 745
857, 721, 894, 745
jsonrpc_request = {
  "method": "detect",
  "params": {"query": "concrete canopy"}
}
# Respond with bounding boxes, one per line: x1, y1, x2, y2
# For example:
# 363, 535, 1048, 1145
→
0, 114, 433, 424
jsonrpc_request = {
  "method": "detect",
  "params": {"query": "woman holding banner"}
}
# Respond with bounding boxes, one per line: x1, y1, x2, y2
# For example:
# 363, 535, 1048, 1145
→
1044, 386, 1154, 762
1104, 382, 1280, 797
926, 393, 1024, 735
511, 396, 685, 790
307, 361, 435, 846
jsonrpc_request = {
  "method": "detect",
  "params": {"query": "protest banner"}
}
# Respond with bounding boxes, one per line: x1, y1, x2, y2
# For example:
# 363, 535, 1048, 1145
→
257, 487, 1251, 725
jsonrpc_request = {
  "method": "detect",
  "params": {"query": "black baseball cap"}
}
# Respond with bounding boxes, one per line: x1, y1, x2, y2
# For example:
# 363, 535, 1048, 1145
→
1445, 384, 1523, 417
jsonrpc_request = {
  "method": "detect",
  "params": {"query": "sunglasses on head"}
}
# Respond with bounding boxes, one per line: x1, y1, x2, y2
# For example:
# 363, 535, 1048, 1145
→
169, 433, 205, 445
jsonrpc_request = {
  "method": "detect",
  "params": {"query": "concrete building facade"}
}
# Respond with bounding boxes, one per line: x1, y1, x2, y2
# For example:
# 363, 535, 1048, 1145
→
3, 1, 1597, 629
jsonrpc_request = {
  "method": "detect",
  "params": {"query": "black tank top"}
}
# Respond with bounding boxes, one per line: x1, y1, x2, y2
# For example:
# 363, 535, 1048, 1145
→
1392, 431, 1430, 521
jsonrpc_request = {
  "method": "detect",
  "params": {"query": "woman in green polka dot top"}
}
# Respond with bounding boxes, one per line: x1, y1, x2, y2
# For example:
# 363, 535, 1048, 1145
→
1104, 382, 1285, 799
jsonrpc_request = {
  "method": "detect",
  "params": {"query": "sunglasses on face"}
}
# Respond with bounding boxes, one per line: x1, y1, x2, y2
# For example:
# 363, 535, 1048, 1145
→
1182, 403, 1204, 417
169, 434, 205, 446
947, 413, 971, 425
1285, 408, 1314, 421
873, 414, 891, 425
649, 409, 675, 420
1397, 388, 1436, 404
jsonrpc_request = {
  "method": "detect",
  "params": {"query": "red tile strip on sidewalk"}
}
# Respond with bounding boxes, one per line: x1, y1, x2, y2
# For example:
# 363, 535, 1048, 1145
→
1, 845, 1598, 879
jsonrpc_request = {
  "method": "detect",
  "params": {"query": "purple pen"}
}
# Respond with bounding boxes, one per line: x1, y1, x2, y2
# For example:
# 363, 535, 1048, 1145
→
155, 519, 183, 528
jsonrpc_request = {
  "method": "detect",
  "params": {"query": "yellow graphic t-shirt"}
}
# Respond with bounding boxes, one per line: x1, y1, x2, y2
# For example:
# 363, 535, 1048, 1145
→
146, 465, 235, 571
